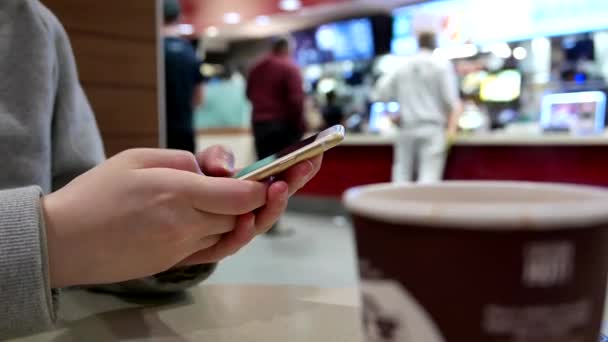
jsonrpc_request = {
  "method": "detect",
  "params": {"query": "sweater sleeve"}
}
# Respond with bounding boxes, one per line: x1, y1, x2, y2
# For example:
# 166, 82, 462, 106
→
37, 3, 106, 191
0, 187, 55, 339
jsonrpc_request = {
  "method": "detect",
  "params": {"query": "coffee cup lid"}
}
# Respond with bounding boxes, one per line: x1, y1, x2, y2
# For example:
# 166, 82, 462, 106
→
343, 181, 608, 230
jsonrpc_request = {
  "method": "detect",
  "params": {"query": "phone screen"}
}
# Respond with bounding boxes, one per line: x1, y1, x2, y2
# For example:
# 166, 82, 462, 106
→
234, 133, 319, 179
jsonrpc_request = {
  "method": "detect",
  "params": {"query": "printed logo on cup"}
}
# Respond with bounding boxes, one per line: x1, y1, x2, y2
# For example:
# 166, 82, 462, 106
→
482, 300, 591, 339
522, 241, 574, 288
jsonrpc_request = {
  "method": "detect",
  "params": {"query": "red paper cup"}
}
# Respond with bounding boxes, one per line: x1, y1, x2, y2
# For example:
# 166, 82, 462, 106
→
344, 181, 608, 342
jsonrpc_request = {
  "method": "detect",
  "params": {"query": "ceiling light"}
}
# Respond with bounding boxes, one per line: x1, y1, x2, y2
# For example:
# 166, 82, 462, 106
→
177, 24, 194, 35
513, 46, 527, 60
206, 26, 219, 38
279, 0, 302, 11
223, 12, 241, 24
256, 15, 270, 26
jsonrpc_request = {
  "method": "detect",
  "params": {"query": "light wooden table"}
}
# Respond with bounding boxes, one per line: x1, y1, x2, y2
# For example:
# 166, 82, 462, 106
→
11, 285, 364, 342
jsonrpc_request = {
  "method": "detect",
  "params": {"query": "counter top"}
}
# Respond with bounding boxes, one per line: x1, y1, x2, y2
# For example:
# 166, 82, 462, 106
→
455, 133, 608, 145
343, 134, 397, 146
342, 132, 608, 146
193, 129, 608, 146
10, 285, 363, 342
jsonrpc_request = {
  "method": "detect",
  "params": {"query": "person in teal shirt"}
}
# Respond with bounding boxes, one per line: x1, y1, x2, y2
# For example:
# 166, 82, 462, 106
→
195, 66, 251, 129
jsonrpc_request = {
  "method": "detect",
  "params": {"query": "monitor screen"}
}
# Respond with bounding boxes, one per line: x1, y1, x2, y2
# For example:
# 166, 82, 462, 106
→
294, 18, 375, 65
540, 91, 607, 133
391, 0, 608, 55
479, 70, 522, 102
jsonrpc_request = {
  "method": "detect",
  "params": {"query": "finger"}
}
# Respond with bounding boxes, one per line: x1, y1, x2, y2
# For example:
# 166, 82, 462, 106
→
198, 234, 222, 251
190, 211, 236, 236
253, 181, 289, 234
195, 145, 235, 177
116, 148, 201, 174
161, 170, 267, 215
178, 213, 256, 265
280, 154, 323, 196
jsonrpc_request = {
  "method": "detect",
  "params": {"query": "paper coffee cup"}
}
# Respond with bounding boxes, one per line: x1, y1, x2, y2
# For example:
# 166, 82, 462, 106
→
344, 181, 608, 342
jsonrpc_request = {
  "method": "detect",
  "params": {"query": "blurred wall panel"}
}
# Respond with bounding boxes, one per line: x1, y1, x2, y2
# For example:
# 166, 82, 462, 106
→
43, 0, 163, 156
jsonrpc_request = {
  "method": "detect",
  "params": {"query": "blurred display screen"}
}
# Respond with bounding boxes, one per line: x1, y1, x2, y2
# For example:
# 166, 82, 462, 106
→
540, 91, 606, 133
479, 70, 522, 102
391, 0, 608, 55
295, 18, 375, 65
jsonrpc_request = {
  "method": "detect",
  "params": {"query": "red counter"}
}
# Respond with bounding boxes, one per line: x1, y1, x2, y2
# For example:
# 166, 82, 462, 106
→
299, 134, 608, 198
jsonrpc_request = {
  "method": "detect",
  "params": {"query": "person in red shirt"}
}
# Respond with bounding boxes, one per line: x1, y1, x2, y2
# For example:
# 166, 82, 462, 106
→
246, 37, 306, 236
247, 37, 306, 161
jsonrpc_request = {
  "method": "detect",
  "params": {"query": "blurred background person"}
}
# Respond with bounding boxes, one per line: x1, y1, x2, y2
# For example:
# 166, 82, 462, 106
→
163, 0, 204, 152
195, 65, 251, 130
246, 36, 306, 235
321, 90, 344, 129
247, 36, 306, 159
374, 31, 462, 183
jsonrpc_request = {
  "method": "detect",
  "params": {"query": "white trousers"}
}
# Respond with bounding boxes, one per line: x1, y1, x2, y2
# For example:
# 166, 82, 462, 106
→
392, 126, 447, 184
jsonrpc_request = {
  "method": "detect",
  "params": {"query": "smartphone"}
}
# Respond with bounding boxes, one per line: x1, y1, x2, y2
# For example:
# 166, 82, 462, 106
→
235, 125, 345, 181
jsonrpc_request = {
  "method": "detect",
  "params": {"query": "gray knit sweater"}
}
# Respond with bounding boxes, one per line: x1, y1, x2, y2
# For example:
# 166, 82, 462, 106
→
0, 1, 104, 338
0, 1, 214, 338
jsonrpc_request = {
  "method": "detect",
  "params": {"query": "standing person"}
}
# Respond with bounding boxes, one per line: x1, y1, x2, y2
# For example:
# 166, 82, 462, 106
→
321, 90, 344, 129
247, 37, 306, 235
163, 0, 204, 152
374, 31, 462, 183
247, 36, 306, 163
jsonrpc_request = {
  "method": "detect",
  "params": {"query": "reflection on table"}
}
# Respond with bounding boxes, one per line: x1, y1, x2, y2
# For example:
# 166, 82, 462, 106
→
10, 285, 363, 342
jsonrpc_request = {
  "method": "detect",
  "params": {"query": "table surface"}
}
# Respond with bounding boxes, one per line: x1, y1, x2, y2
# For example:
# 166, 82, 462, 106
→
10, 285, 364, 342
8, 284, 608, 341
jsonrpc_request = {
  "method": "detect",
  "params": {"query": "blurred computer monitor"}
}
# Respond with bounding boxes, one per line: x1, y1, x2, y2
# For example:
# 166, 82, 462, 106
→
479, 70, 522, 103
540, 91, 606, 133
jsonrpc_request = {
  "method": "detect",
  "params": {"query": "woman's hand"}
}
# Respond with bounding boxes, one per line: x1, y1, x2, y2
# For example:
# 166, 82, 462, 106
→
43, 148, 268, 288
43, 147, 322, 288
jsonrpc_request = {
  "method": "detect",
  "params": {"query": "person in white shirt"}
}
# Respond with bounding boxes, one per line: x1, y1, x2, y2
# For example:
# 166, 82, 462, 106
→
374, 32, 462, 183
